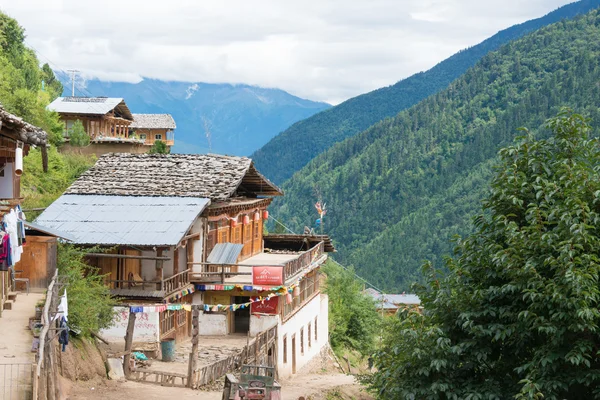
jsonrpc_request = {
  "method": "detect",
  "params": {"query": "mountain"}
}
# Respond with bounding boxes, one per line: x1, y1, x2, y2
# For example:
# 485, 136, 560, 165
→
61, 79, 330, 155
251, 0, 600, 184
270, 8, 600, 291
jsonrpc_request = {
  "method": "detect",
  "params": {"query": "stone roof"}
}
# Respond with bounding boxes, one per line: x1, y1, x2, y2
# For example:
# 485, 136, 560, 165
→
130, 114, 176, 130
65, 153, 283, 200
0, 105, 48, 146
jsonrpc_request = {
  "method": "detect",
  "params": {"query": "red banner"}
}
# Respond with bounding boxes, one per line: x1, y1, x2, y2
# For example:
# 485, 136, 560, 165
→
252, 266, 284, 286
251, 296, 279, 315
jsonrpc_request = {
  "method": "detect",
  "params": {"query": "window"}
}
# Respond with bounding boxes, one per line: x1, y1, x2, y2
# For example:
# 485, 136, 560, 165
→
177, 309, 187, 327
300, 327, 304, 355
140, 134, 147, 140
315, 317, 318, 341
308, 322, 312, 348
283, 335, 287, 363
155, 134, 162, 140
64, 120, 74, 137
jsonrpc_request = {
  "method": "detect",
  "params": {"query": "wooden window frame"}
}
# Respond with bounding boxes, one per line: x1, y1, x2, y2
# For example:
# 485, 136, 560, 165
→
315, 317, 318, 342
300, 326, 304, 355
283, 335, 287, 364
308, 322, 312, 348
155, 134, 162, 140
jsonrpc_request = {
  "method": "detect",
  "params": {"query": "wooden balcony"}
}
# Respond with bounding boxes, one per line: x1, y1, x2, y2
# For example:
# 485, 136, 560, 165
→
190, 242, 326, 285
106, 269, 191, 299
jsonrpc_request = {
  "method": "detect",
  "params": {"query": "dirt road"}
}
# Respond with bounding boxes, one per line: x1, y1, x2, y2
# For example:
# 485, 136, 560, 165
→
69, 373, 370, 400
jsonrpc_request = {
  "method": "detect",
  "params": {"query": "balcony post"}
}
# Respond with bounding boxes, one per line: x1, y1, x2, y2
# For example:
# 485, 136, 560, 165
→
156, 248, 164, 291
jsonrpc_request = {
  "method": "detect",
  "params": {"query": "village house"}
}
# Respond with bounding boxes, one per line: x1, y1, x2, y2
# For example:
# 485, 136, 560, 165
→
35, 153, 333, 377
365, 288, 421, 315
46, 97, 176, 155
129, 114, 176, 150
0, 105, 49, 314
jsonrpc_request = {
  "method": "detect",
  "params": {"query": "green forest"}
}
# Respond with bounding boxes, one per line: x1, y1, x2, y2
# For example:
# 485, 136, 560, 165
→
270, 9, 600, 291
251, 0, 600, 185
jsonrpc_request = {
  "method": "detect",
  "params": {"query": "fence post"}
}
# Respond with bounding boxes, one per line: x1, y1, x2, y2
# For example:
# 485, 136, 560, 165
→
187, 305, 199, 388
123, 311, 137, 378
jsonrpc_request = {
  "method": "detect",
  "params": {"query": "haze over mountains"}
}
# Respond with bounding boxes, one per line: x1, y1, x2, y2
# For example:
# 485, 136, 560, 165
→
61, 79, 330, 155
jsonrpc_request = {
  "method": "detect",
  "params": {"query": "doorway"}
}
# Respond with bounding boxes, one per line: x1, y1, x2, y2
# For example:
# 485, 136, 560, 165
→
234, 296, 250, 333
291, 334, 297, 374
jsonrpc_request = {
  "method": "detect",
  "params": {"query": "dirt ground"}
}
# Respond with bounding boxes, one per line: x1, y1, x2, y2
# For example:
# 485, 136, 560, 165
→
68, 373, 370, 400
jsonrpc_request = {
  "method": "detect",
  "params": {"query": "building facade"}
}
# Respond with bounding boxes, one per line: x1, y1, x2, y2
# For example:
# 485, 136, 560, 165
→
35, 153, 333, 376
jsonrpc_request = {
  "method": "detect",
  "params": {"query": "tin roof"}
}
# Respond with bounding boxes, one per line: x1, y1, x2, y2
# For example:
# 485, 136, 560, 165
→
207, 243, 244, 264
34, 194, 210, 246
365, 289, 421, 309
47, 97, 133, 120
24, 221, 76, 241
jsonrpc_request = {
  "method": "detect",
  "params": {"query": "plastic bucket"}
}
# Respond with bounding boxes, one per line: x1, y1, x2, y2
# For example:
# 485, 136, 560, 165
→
160, 338, 176, 362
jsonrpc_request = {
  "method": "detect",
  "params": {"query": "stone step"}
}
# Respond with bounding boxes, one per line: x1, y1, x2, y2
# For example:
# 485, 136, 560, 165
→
3, 299, 14, 310
7, 291, 17, 301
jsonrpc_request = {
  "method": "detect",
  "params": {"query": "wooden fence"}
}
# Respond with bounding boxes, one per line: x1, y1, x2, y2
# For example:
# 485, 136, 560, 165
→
190, 325, 278, 389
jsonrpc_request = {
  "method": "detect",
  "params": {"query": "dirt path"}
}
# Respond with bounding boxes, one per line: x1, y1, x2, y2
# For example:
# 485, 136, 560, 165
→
0, 292, 42, 364
69, 373, 369, 400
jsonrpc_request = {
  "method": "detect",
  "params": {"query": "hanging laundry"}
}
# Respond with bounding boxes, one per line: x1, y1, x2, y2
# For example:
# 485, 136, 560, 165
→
56, 290, 68, 321
58, 317, 69, 352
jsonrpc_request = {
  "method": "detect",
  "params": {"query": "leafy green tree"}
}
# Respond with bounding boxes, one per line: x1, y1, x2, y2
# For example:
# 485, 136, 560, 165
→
57, 244, 115, 336
149, 140, 169, 154
323, 261, 380, 356
367, 110, 600, 399
68, 120, 89, 147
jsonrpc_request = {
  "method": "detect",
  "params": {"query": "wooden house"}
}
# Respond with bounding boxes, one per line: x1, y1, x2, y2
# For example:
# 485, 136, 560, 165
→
35, 152, 335, 376
0, 105, 48, 315
129, 114, 176, 150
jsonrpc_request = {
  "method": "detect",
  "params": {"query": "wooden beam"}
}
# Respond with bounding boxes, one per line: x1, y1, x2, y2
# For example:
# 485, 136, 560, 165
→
156, 248, 164, 291
86, 253, 170, 261
123, 311, 137, 379
187, 305, 199, 388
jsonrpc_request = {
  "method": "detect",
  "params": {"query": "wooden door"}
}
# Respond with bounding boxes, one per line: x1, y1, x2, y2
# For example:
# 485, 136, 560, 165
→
123, 249, 141, 285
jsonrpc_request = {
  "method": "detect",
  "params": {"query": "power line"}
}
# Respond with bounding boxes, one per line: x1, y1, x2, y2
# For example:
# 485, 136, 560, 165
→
269, 214, 384, 293
66, 69, 79, 97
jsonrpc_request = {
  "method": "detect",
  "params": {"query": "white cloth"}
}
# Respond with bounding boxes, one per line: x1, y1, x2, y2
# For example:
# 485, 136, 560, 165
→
3, 210, 21, 264
57, 290, 68, 322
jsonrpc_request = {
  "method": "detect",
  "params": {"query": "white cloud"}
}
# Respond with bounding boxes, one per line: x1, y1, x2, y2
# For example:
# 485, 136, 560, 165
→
0, 0, 572, 104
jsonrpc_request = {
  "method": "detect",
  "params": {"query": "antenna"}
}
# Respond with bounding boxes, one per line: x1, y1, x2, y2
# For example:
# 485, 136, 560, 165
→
67, 69, 79, 97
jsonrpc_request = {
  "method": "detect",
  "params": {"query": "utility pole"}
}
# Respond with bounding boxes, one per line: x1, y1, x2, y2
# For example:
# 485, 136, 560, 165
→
67, 69, 79, 97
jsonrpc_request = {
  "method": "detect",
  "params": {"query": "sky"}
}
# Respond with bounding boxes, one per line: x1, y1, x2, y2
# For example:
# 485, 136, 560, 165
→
1, 0, 573, 104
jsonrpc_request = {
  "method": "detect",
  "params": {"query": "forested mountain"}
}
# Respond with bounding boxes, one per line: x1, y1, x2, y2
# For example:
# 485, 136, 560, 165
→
252, 0, 600, 184
272, 9, 600, 291
66, 79, 330, 155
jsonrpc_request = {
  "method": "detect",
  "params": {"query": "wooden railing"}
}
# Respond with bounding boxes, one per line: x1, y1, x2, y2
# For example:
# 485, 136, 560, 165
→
189, 241, 326, 284
283, 241, 325, 283
105, 269, 191, 294
163, 269, 190, 294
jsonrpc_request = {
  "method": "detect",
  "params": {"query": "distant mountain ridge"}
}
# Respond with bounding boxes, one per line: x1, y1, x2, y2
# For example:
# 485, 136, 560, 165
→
251, 0, 600, 184
59, 79, 330, 155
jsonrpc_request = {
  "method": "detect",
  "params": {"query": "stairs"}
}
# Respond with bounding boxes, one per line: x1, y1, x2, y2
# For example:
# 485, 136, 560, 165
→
2, 291, 18, 310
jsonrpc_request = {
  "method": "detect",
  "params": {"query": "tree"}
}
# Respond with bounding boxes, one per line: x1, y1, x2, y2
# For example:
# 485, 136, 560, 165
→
322, 261, 380, 356
367, 110, 600, 399
68, 120, 89, 147
57, 244, 115, 336
149, 140, 169, 154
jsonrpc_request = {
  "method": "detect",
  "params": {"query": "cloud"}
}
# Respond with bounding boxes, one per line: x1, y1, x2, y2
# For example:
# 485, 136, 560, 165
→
0, 0, 571, 104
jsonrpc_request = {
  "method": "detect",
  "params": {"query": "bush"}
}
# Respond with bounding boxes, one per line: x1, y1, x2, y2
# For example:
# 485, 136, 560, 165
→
149, 140, 169, 154
68, 120, 89, 147
57, 244, 115, 336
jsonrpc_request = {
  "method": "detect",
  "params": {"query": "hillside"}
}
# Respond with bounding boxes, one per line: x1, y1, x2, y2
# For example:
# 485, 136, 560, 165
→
68, 79, 330, 156
271, 9, 600, 291
251, 0, 600, 184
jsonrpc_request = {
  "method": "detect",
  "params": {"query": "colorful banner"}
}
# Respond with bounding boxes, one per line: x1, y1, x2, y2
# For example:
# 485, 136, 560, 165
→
251, 296, 279, 315
252, 266, 284, 285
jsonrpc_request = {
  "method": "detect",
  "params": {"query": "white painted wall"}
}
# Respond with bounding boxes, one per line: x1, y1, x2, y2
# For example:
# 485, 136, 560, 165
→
0, 162, 14, 198
277, 294, 329, 378
199, 312, 228, 335
190, 218, 206, 273
249, 314, 278, 337
100, 306, 160, 345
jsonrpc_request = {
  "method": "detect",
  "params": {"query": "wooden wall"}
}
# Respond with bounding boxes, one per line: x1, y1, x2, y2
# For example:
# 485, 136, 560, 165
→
206, 209, 266, 262
15, 235, 57, 289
